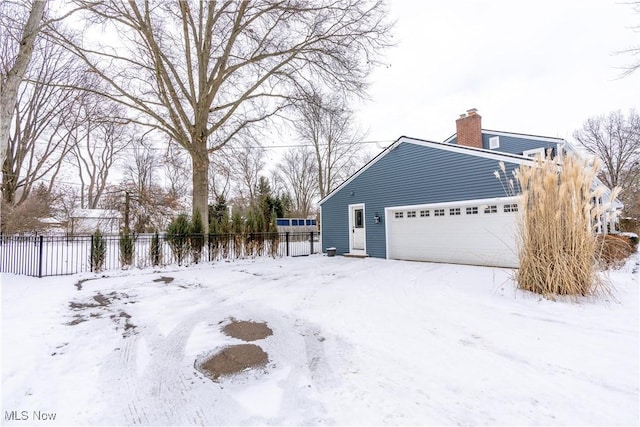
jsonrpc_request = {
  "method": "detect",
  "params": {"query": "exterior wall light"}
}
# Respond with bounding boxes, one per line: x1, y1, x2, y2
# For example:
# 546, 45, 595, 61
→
374, 212, 381, 224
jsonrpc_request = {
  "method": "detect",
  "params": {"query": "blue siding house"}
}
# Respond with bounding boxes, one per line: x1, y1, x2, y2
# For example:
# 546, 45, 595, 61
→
319, 109, 622, 267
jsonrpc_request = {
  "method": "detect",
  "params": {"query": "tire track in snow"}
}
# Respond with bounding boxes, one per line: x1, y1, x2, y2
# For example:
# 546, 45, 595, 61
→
101, 307, 239, 426
126, 311, 217, 426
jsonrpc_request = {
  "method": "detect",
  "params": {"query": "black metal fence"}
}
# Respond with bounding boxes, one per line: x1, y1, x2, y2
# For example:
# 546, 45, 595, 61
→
0, 231, 320, 278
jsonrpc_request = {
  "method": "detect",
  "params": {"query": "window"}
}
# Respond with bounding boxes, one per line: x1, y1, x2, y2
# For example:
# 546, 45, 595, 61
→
523, 147, 545, 159
276, 219, 290, 226
484, 205, 497, 214
292, 219, 299, 226
407, 211, 416, 218
354, 209, 364, 228
466, 206, 478, 215
434, 209, 445, 216
504, 204, 519, 213
394, 211, 403, 219
420, 210, 430, 217
449, 208, 461, 216
489, 136, 500, 149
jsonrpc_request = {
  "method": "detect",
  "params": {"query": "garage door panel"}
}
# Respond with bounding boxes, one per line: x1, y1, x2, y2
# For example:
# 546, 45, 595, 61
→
387, 202, 519, 268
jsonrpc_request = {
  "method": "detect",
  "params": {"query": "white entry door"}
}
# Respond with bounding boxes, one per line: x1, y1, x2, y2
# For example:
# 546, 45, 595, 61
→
349, 204, 365, 252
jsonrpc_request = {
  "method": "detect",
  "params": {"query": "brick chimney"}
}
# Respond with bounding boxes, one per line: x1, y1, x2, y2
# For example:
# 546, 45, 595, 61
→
455, 108, 482, 149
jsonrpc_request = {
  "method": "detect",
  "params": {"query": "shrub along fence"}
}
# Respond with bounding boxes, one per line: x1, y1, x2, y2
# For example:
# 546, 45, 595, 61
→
0, 231, 320, 278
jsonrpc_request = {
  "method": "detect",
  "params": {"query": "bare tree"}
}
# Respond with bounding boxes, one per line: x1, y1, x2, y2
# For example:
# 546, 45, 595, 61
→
68, 100, 132, 209
573, 109, 640, 217
277, 147, 317, 217
53, 183, 81, 234
121, 136, 155, 197
55, 0, 392, 232
117, 138, 183, 232
2, 33, 88, 207
0, 0, 46, 167
619, 1, 640, 77
0, 1, 87, 166
163, 143, 191, 204
0, 182, 55, 234
293, 90, 367, 198
231, 143, 265, 208
209, 148, 233, 201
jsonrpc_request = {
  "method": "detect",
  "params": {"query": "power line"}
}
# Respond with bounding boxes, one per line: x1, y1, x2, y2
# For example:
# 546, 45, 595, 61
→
28, 139, 395, 152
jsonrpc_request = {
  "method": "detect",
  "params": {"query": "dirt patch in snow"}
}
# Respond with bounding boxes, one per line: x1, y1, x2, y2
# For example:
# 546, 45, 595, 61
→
66, 292, 137, 337
196, 319, 273, 381
222, 319, 273, 341
198, 344, 269, 381
153, 276, 174, 284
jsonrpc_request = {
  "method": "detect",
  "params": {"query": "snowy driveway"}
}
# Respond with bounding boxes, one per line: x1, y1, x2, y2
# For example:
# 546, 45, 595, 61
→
2, 255, 639, 425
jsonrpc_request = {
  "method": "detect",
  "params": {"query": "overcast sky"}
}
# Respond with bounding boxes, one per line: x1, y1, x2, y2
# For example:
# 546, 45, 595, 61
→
353, 0, 639, 154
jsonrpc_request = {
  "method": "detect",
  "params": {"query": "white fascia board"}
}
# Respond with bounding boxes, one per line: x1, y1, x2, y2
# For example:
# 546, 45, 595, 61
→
386, 196, 521, 212
444, 130, 566, 145
481, 130, 566, 144
404, 138, 535, 165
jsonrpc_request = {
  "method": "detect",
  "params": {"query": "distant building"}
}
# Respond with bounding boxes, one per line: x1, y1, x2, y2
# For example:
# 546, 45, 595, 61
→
69, 209, 122, 234
275, 218, 318, 233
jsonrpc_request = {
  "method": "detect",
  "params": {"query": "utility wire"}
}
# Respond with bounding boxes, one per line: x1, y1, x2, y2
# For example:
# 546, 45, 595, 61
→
28, 139, 394, 151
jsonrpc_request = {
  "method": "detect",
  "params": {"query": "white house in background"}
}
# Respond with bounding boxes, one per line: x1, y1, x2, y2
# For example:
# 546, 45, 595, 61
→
69, 209, 122, 234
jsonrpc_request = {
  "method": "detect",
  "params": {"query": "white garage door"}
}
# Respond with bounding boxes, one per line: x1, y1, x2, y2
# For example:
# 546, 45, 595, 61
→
385, 197, 519, 268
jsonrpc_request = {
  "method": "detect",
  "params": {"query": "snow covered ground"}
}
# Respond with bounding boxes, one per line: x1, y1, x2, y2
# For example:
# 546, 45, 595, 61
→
2, 254, 638, 426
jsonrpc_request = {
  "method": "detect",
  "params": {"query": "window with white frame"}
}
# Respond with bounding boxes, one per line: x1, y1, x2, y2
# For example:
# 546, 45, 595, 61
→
523, 147, 545, 159
489, 136, 500, 149
484, 205, 497, 214
420, 210, 430, 217
434, 209, 445, 216
504, 203, 519, 212
407, 211, 416, 218
394, 211, 403, 219
449, 207, 461, 216
466, 206, 479, 215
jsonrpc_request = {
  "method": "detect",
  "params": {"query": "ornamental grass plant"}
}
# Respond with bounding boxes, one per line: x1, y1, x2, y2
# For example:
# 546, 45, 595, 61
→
515, 154, 617, 299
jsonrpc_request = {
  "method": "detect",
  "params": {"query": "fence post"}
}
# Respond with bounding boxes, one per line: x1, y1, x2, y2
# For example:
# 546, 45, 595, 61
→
90, 234, 94, 273
38, 236, 44, 278
286, 232, 290, 257
310, 231, 314, 254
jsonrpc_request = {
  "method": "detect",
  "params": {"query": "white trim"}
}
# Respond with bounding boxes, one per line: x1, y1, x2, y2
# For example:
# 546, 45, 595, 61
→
319, 205, 324, 252
481, 130, 566, 143
385, 206, 391, 260
385, 196, 520, 212
348, 203, 366, 254
318, 136, 535, 205
404, 139, 534, 164
523, 147, 546, 158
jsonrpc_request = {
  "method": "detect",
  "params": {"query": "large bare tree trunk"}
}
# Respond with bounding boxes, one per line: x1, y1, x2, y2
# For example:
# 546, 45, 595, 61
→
0, 0, 46, 167
191, 145, 209, 232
